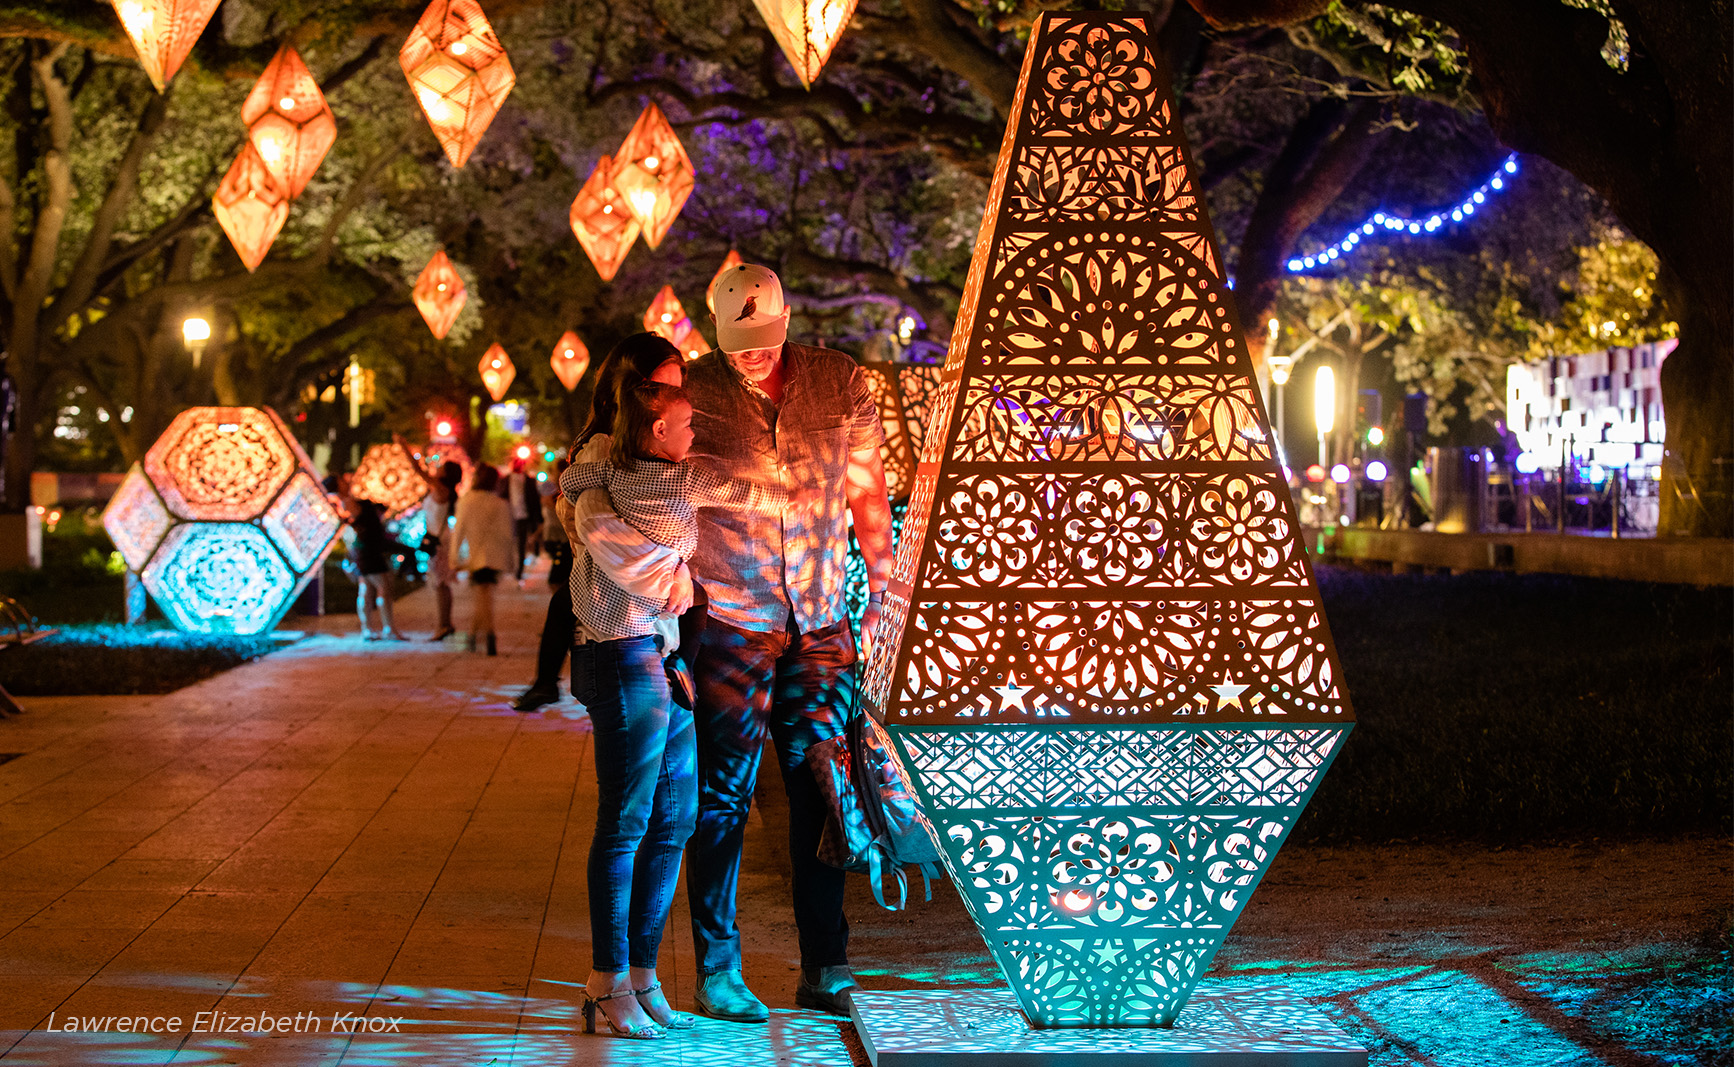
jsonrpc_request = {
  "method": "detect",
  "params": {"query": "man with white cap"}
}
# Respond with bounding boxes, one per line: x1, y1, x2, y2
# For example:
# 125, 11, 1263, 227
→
575, 263, 893, 1021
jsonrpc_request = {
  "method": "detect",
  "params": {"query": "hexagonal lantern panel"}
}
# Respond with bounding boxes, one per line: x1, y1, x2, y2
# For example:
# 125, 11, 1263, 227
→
351, 442, 429, 520
103, 464, 174, 573
261, 471, 341, 573
141, 522, 301, 635
143, 407, 305, 522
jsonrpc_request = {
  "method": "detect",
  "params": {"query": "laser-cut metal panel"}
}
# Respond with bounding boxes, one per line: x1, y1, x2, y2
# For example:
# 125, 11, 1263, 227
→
140, 522, 303, 635
242, 45, 336, 198
102, 464, 173, 573
861, 13, 1354, 1030
262, 471, 341, 573
859, 363, 915, 499
143, 407, 303, 522
112, 0, 222, 92
570, 154, 641, 282
351, 443, 430, 521
400, 0, 515, 169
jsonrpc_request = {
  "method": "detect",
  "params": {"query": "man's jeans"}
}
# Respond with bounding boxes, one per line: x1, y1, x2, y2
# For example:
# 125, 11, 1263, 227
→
688, 616, 855, 975
573, 635, 697, 972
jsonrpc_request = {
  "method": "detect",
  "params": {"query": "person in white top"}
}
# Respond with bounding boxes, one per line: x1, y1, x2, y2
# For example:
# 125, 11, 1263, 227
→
448, 463, 516, 655
503, 460, 538, 581
421, 460, 463, 641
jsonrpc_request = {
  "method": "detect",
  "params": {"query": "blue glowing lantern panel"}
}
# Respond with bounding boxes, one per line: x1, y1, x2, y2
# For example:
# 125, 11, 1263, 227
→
140, 521, 300, 635
262, 471, 340, 573
102, 464, 174, 573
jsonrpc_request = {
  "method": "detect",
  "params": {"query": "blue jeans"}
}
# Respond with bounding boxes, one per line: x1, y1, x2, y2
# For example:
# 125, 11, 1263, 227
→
573, 635, 697, 972
688, 616, 856, 975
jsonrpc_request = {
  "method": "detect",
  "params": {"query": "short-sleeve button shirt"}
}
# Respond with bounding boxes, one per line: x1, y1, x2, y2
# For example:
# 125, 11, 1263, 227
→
685, 342, 886, 634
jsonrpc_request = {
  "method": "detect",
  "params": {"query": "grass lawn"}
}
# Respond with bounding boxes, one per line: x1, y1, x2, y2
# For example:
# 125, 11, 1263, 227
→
0, 624, 281, 695
1303, 565, 1733, 841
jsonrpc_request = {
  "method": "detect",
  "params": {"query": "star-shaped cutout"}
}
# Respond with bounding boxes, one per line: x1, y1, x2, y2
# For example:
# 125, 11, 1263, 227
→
1210, 675, 1249, 709
1093, 942, 1123, 966
991, 673, 1029, 712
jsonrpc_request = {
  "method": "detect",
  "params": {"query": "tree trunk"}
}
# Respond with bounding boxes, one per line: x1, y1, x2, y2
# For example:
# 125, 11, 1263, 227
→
1658, 292, 1733, 536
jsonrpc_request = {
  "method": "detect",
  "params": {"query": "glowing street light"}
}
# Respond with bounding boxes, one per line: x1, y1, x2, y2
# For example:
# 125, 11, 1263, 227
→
182, 315, 211, 368
1314, 364, 1335, 468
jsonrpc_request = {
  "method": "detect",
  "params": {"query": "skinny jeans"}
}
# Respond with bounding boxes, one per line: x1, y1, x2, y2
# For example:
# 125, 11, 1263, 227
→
573, 634, 697, 972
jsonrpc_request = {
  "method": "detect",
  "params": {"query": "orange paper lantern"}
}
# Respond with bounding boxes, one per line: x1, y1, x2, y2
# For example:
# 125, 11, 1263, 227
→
241, 45, 336, 198
611, 104, 695, 249
705, 250, 744, 314
550, 332, 590, 390
111, 0, 221, 92
569, 154, 640, 282
412, 251, 467, 339
212, 143, 289, 273
643, 286, 709, 361
479, 343, 515, 402
752, 0, 858, 88
399, 0, 516, 168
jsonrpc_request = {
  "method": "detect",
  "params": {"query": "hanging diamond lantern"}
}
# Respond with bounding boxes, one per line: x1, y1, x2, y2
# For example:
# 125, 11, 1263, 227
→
241, 45, 336, 198
479, 343, 515, 402
611, 104, 695, 249
110, 0, 222, 92
569, 154, 640, 282
399, 0, 516, 168
212, 142, 289, 272
642, 285, 708, 360
705, 249, 744, 314
551, 332, 590, 391
412, 251, 467, 339
752, 0, 858, 88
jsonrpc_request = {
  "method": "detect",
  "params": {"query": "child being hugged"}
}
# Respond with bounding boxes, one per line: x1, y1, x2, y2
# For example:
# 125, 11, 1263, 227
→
558, 377, 790, 1041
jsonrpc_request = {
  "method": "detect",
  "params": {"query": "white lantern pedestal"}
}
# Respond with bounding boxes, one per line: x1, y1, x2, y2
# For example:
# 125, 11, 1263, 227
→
851, 985, 1367, 1066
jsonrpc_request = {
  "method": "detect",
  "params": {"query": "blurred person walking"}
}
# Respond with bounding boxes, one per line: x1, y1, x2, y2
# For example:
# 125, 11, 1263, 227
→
422, 460, 463, 641
449, 463, 515, 655
502, 458, 539, 582
513, 456, 575, 711
342, 487, 411, 642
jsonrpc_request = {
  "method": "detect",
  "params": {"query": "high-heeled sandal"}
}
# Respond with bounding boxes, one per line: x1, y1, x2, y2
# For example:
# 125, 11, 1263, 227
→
634, 981, 696, 1030
581, 988, 665, 1039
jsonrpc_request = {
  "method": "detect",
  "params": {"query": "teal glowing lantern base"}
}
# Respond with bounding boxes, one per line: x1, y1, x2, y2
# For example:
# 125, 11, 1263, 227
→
858, 12, 1360, 1047
102, 407, 338, 635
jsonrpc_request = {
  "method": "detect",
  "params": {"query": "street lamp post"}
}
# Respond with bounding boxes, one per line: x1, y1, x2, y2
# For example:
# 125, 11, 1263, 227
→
1315, 365, 1336, 525
181, 315, 211, 368
1266, 317, 1293, 465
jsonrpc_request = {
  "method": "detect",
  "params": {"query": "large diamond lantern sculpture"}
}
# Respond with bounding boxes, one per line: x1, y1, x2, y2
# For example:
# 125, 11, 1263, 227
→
752, 0, 857, 88
413, 251, 467, 339
570, 154, 640, 282
110, 0, 222, 92
400, 0, 515, 168
612, 104, 695, 250
351, 442, 430, 520
242, 45, 336, 198
643, 285, 708, 360
479, 343, 516, 401
103, 407, 338, 635
551, 331, 591, 391
862, 13, 1354, 1031
213, 142, 289, 273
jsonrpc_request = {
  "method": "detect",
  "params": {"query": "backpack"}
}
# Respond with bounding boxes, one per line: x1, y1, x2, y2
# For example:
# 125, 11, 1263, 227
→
807, 697, 945, 911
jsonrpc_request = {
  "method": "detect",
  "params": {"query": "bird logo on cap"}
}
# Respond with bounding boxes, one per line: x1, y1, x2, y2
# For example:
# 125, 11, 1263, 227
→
734, 296, 758, 322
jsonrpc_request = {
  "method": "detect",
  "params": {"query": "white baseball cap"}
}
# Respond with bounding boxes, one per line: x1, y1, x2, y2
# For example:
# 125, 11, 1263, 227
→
711, 263, 790, 352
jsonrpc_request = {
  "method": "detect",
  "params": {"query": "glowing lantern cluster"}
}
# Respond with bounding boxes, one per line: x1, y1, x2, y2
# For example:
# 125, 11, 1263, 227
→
569, 154, 640, 281
412, 251, 468, 339
706, 250, 744, 313
101, 407, 338, 635
351, 442, 430, 521
611, 104, 695, 249
550, 331, 591, 391
400, 0, 516, 168
643, 286, 708, 361
242, 46, 336, 198
752, 0, 858, 87
111, 0, 222, 92
479, 343, 515, 401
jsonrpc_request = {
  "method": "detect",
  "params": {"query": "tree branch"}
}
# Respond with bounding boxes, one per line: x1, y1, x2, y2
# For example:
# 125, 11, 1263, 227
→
57, 87, 172, 321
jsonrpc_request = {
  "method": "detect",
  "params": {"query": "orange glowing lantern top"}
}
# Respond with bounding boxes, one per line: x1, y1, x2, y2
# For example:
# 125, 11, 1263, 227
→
479, 344, 515, 402
399, 0, 516, 168
111, 0, 222, 92
550, 332, 591, 391
412, 251, 467, 339
241, 45, 336, 198
706, 250, 744, 314
752, 0, 858, 88
643, 286, 709, 361
611, 104, 695, 249
212, 143, 289, 273
569, 154, 640, 282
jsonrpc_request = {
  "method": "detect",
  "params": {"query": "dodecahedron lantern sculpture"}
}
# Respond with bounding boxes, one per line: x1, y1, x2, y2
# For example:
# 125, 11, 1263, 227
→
351, 442, 430, 521
643, 285, 708, 360
479, 343, 515, 401
110, 0, 221, 92
413, 251, 467, 339
400, 0, 515, 168
859, 362, 917, 499
103, 407, 339, 635
212, 142, 289, 273
570, 154, 641, 282
705, 249, 744, 313
242, 45, 336, 198
752, 0, 857, 88
862, 13, 1354, 1030
612, 104, 695, 249
551, 331, 591, 390
897, 362, 945, 456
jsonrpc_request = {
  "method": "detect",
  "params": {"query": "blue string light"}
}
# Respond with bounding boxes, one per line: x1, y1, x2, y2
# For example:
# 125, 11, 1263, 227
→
1286, 154, 1520, 274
